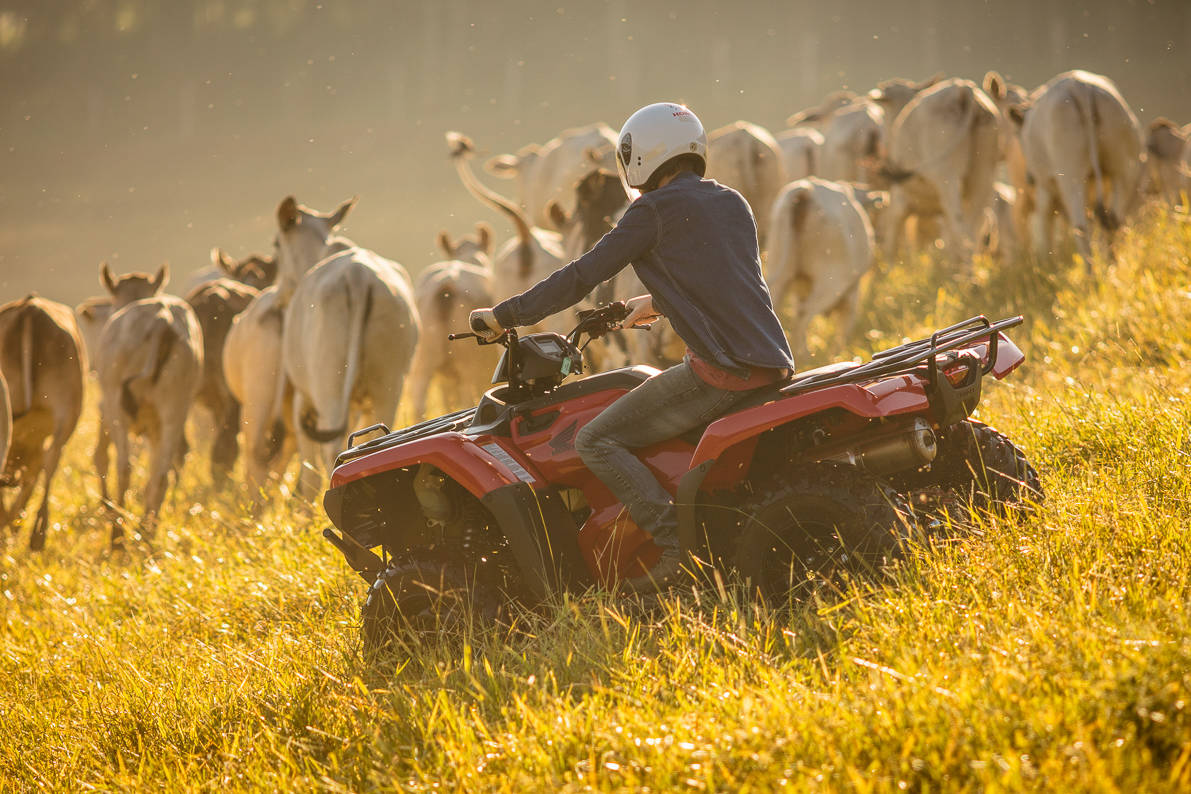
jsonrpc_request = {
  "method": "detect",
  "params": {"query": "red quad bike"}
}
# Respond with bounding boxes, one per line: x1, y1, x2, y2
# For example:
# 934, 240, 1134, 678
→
320, 304, 1042, 648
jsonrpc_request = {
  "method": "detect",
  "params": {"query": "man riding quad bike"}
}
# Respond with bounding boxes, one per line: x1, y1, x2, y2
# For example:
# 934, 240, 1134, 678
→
319, 102, 1042, 647
322, 305, 1039, 648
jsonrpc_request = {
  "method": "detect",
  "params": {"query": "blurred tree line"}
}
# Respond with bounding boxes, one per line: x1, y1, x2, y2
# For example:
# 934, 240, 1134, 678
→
0, 0, 1187, 302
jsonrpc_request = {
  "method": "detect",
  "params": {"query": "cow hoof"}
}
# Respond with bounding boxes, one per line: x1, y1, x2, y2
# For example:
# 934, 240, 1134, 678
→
28, 516, 47, 551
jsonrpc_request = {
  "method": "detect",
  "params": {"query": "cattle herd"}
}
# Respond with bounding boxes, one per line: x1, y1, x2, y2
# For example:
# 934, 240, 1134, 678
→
0, 67, 1187, 550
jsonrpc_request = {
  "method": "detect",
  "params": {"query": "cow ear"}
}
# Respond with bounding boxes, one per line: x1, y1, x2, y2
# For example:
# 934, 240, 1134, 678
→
475, 222, 493, 253
211, 247, 236, 275
547, 200, 570, 230
437, 230, 454, 258
277, 196, 300, 231
239, 260, 267, 285
327, 196, 357, 228
983, 71, 1006, 102
151, 264, 169, 293
1007, 103, 1027, 128
100, 262, 116, 294
485, 154, 521, 177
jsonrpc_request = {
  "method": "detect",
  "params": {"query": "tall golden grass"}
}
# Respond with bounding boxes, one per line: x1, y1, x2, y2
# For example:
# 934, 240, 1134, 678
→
1, 208, 1189, 790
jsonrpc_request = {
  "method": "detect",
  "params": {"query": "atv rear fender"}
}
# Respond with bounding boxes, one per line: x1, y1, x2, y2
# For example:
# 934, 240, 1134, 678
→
676, 331, 1025, 554
689, 330, 1025, 471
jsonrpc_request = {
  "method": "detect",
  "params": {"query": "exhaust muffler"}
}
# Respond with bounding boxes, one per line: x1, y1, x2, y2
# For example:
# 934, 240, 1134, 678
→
813, 417, 937, 476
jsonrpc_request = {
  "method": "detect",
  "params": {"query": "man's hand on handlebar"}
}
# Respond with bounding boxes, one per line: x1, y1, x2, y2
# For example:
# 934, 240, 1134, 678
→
468, 308, 505, 341
621, 294, 661, 329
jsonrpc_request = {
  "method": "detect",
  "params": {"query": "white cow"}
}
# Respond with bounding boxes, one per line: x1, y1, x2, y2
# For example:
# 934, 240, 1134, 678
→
868, 74, 943, 134
75, 296, 114, 375
184, 248, 276, 295
766, 178, 877, 362
94, 277, 202, 546
1007, 70, 1144, 263
786, 90, 859, 130
981, 182, 1021, 261
818, 101, 885, 185
406, 261, 495, 419
447, 132, 571, 335
775, 127, 824, 183
436, 222, 493, 268
983, 71, 1034, 248
0, 296, 86, 551
273, 196, 420, 496
484, 123, 617, 231
1142, 118, 1189, 204
880, 78, 1001, 264
223, 286, 293, 495
706, 121, 788, 245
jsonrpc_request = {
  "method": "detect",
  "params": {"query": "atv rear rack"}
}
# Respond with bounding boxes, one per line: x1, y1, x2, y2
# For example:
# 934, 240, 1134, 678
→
781, 315, 1024, 397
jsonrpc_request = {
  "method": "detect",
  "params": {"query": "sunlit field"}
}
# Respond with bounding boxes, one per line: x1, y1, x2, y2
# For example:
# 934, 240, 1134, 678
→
2, 208, 1190, 790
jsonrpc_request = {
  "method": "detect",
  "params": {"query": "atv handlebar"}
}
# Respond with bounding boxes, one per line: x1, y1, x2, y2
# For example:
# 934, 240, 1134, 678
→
568, 301, 629, 345
448, 301, 631, 347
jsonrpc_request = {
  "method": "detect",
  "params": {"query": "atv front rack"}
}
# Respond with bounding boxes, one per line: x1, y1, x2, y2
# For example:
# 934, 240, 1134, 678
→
334, 406, 477, 467
781, 315, 1024, 424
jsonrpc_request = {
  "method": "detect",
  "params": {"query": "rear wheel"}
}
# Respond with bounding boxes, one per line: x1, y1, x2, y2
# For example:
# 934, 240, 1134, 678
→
361, 553, 502, 654
733, 462, 911, 601
898, 420, 1043, 517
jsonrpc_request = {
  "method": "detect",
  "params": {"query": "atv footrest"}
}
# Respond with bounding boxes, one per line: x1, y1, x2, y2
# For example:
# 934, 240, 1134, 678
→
322, 527, 383, 583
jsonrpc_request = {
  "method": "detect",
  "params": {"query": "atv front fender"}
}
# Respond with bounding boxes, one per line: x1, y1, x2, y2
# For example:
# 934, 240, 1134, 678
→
329, 431, 534, 494
326, 433, 580, 598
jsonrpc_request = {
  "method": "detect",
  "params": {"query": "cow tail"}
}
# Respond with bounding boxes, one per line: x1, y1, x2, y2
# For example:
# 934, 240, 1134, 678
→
121, 319, 176, 417
767, 186, 808, 312
299, 285, 373, 444
259, 302, 290, 461
435, 277, 457, 325
1074, 87, 1113, 230
0, 372, 10, 484
446, 131, 536, 277
16, 303, 34, 420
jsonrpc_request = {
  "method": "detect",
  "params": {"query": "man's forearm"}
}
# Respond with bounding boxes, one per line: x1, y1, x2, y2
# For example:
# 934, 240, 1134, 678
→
493, 263, 592, 328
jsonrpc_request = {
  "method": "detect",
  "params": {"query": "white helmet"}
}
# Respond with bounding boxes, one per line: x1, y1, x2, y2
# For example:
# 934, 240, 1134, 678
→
616, 102, 708, 196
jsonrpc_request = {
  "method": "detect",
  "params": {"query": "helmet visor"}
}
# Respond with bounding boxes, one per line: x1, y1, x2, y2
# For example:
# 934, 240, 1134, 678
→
615, 153, 641, 203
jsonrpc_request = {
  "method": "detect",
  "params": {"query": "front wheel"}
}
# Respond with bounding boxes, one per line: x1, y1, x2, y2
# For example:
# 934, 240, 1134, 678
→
361, 553, 502, 654
733, 463, 912, 601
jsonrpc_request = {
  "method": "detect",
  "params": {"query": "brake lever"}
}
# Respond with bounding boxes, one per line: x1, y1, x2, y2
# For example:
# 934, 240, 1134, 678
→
448, 330, 509, 345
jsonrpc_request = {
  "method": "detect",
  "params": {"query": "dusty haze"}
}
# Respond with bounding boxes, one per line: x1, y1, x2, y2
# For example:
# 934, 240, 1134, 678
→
1, 0, 1188, 306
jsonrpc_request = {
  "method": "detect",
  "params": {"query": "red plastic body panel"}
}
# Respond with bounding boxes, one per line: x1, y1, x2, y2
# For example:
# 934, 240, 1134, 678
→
989, 333, 1025, 379
691, 376, 929, 468
329, 432, 525, 498
511, 388, 695, 582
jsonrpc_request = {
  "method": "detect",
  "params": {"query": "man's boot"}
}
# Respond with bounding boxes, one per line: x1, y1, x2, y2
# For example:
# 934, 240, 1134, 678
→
622, 538, 686, 593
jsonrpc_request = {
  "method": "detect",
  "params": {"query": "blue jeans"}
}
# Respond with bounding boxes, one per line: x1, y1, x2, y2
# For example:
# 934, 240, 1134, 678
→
574, 361, 757, 550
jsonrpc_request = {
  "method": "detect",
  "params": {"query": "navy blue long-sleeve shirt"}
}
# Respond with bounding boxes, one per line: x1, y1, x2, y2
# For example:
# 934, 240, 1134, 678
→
492, 172, 795, 377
